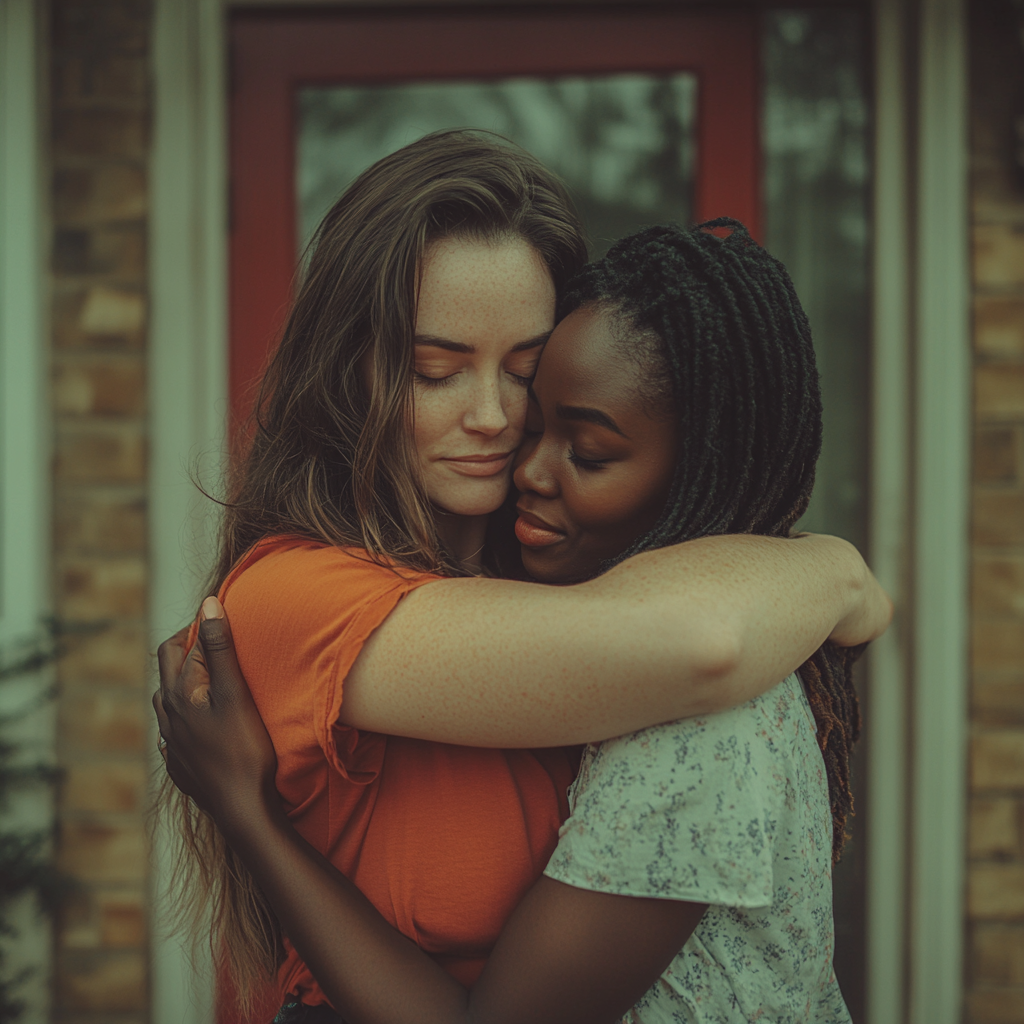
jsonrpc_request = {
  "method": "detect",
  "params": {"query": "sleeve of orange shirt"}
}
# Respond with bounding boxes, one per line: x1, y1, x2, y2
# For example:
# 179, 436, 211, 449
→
216, 535, 440, 782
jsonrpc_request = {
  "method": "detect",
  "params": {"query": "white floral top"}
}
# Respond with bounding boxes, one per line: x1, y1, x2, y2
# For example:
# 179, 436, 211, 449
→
544, 673, 851, 1024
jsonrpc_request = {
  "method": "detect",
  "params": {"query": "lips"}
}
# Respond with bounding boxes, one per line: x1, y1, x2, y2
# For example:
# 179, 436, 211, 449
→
514, 507, 566, 548
442, 451, 515, 477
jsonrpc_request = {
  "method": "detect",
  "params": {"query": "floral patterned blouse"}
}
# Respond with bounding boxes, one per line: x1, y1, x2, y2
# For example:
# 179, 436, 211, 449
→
543, 673, 852, 1024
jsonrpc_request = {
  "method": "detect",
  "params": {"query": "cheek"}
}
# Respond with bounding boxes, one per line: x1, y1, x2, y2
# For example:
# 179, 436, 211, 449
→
567, 473, 653, 529
503, 383, 529, 434
412, 388, 458, 454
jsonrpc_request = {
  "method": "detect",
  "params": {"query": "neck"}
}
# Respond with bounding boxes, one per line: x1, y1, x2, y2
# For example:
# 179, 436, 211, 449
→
433, 509, 489, 574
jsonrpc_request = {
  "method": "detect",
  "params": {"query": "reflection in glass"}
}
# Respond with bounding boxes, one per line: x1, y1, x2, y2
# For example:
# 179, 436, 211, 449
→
297, 74, 696, 258
763, 11, 870, 1021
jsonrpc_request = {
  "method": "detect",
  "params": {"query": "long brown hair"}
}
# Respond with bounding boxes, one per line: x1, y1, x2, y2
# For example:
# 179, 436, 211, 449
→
164, 131, 587, 1011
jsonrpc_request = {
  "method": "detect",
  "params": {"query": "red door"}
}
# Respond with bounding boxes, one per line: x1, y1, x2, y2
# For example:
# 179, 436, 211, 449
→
229, 8, 759, 427
224, 10, 760, 1021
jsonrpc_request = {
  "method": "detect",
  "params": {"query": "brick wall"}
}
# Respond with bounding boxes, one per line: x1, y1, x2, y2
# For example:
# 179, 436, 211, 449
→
49, 2, 153, 1021
967, 2, 1024, 1022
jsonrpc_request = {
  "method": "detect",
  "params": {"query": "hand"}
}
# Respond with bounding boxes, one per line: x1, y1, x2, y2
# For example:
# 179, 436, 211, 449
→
153, 597, 279, 832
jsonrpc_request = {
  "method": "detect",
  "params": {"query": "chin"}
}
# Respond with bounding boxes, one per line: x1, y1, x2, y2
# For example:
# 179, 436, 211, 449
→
432, 477, 510, 518
521, 549, 575, 585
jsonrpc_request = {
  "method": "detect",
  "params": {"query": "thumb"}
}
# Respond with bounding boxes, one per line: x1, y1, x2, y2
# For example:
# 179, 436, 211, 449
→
197, 596, 246, 709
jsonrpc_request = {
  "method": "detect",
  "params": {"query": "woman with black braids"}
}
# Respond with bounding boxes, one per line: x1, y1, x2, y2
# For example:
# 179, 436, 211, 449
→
157, 219, 877, 1024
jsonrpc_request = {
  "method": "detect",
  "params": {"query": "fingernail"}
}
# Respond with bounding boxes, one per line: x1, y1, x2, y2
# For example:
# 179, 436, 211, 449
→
201, 596, 224, 621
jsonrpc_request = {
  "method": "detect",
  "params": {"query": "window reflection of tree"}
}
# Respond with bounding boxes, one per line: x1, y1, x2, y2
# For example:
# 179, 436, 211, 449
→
297, 75, 696, 258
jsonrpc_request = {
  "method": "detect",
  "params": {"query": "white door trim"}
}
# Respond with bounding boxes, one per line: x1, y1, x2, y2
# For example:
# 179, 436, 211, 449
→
866, 0, 912, 1018
908, 0, 971, 1019
0, 1, 52, 1020
150, 1, 228, 1022
867, 1, 971, 1022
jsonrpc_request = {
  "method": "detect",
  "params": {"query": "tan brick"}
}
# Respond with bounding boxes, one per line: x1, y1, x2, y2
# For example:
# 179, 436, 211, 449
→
53, 224, 146, 279
975, 557, 1024, 616
79, 284, 145, 334
57, 950, 146, 1011
59, 822, 146, 883
58, 688, 147, 754
975, 427, 1022, 485
974, 678, 1024, 726
99, 893, 146, 948
54, 164, 146, 224
970, 863, 1024, 918
58, 557, 146, 620
55, 55, 147, 102
63, 762, 147, 814
53, 285, 146, 350
55, 424, 145, 485
977, 297, 1024, 358
978, 365, 1024, 420
974, 924, 1024, 983
974, 493, 1024, 545
972, 797, 1021, 856
973, 160, 1024, 219
53, 358, 145, 417
976, 223, 1024, 289
974, 731, 1024, 789
59, 889, 98, 951
59, 888, 146, 951
55, 491, 146, 554
52, 3, 149, 55
974, 621, 1024, 673
967, 987, 1024, 1024
58, 623, 148, 688
53, 109, 148, 159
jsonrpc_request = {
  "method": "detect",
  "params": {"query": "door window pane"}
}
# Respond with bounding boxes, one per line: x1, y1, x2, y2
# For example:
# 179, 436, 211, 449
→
763, 11, 870, 1021
298, 74, 696, 259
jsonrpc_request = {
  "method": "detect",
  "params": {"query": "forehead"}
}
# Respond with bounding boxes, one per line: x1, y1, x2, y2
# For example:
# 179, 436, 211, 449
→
534, 306, 643, 402
416, 237, 554, 336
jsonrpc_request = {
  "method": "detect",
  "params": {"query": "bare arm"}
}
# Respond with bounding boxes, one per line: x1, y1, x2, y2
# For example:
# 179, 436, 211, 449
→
155, 628, 706, 1024
342, 533, 891, 746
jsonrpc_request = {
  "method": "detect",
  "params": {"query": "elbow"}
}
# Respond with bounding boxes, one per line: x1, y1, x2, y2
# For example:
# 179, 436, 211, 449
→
691, 623, 743, 691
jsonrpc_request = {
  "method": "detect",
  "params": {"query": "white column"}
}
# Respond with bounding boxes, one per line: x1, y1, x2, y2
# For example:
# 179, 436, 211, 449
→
867, 0, 912, 1020
909, 0, 971, 1020
150, 0, 228, 1021
0, 0, 52, 1020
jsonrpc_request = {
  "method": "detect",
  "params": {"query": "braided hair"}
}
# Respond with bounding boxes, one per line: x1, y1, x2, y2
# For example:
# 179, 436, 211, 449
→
560, 218, 861, 861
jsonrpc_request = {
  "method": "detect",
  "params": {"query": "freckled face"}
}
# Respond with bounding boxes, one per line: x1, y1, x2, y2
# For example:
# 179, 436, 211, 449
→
512, 306, 678, 583
413, 237, 556, 517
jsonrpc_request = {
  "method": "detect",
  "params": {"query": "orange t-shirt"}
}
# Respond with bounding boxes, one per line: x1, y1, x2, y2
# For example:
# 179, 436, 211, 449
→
218, 536, 578, 1007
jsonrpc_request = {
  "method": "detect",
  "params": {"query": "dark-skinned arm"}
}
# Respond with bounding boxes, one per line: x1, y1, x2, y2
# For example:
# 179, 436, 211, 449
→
155, 606, 706, 1024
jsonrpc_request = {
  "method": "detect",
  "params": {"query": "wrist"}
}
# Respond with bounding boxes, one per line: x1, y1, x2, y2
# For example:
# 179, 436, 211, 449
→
212, 784, 286, 847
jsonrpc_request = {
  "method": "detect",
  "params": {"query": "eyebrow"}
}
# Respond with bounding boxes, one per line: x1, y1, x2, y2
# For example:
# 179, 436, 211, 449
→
413, 331, 552, 354
555, 403, 628, 438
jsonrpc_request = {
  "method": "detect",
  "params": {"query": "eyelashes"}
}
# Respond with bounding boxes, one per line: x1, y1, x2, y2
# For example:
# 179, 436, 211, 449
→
568, 447, 608, 471
413, 370, 535, 389
414, 371, 458, 389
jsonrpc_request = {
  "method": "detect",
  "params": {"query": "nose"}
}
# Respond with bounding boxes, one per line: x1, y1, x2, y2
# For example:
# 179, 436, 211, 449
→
513, 435, 558, 498
463, 374, 510, 438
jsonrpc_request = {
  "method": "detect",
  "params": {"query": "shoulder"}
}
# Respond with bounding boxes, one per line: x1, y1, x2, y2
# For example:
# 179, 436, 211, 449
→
224, 535, 439, 605
546, 675, 816, 906
222, 535, 441, 644
585, 673, 811, 787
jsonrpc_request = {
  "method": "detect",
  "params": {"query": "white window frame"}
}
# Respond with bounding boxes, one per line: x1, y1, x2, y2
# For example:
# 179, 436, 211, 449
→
151, 4, 971, 1023
150, 2, 227, 1022
0, 0, 52, 1019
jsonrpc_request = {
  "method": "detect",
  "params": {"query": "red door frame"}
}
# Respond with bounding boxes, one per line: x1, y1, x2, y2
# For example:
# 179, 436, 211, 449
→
229, 7, 759, 425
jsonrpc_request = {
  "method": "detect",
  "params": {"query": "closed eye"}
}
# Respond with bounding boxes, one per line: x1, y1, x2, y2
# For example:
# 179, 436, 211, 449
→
568, 447, 608, 470
414, 371, 459, 389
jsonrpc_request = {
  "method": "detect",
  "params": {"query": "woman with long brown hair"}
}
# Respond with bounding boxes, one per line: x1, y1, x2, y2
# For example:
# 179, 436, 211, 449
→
160, 130, 888, 1019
